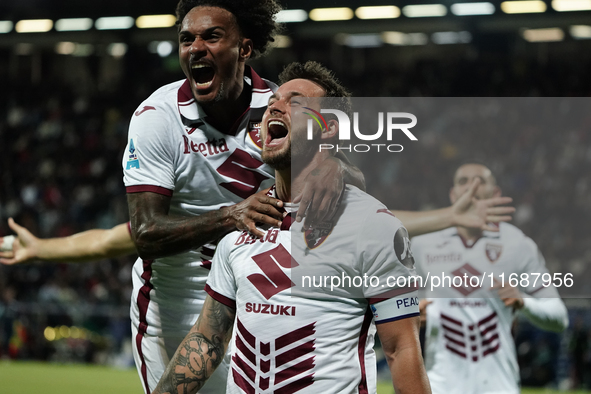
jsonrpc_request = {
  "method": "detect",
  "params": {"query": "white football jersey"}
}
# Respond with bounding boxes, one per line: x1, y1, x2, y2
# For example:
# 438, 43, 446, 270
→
123, 67, 276, 339
411, 223, 562, 394
206, 186, 420, 394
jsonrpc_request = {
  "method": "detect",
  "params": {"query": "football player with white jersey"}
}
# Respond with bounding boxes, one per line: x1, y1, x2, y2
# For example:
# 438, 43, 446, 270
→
153, 61, 432, 394
412, 163, 569, 394
121, 2, 367, 393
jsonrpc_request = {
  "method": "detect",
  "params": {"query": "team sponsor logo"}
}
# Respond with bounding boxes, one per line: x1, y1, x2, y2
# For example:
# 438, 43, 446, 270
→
485, 243, 503, 263
248, 122, 263, 149
182, 136, 229, 156
248, 245, 298, 300
426, 252, 462, 264
393, 227, 415, 268
232, 319, 315, 393
134, 105, 155, 116
245, 303, 296, 316
440, 311, 500, 362
304, 221, 334, 249
125, 139, 140, 170
451, 263, 482, 296
370, 304, 378, 319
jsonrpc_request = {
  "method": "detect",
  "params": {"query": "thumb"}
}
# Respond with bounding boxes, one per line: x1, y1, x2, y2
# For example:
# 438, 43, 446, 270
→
8, 218, 26, 236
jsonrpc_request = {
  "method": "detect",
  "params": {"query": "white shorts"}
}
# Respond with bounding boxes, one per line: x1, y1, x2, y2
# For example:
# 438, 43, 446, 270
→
131, 324, 230, 394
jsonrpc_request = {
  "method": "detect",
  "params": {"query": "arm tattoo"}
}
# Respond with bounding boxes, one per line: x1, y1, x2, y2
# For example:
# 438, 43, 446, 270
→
154, 298, 235, 394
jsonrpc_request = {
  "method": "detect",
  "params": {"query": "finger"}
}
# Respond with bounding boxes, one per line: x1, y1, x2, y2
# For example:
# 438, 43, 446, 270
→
246, 221, 266, 239
485, 215, 512, 223
486, 206, 515, 215
465, 177, 481, 198
483, 196, 513, 207
0, 251, 15, 258
0, 257, 18, 265
295, 187, 314, 223
257, 195, 283, 210
7, 217, 25, 235
304, 191, 326, 228
254, 200, 285, 221
482, 223, 502, 232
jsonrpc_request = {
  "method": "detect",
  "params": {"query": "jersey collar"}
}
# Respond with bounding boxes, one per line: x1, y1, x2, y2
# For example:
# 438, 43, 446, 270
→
176, 66, 276, 134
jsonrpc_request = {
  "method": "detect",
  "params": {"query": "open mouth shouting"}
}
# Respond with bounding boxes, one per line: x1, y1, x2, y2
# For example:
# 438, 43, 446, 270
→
265, 120, 289, 147
191, 62, 216, 90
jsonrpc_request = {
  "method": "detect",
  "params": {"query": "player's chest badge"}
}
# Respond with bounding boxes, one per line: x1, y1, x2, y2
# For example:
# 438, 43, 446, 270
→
485, 243, 503, 262
304, 222, 334, 249
248, 122, 263, 149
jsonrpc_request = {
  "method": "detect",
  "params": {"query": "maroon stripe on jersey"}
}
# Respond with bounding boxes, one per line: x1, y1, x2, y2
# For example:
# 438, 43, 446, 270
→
135, 259, 154, 394
276, 340, 315, 368
527, 286, 546, 296
446, 344, 467, 358
456, 233, 483, 249
482, 342, 500, 356
275, 356, 315, 385
477, 311, 497, 326
201, 245, 215, 258
480, 323, 498, 336
367, 286, 418, 304
201, 260, 212, 270
357, 307, 373, 394
442, 323, 464, 337
204, 284, 236, 309
444, 334, 466, 347
280, 213, 294, 231
126, 221, 132, 234
249, 67, 270, 91
441, 313, 463, 326
126, 185, 173, 197
275, 374, 315, 394
235, 334, 256, 365
275, 322, 316, 350
237, 318, 256, 348
481, 333, 499, 346
232, 368, 255, 394
232, 353, 255, 381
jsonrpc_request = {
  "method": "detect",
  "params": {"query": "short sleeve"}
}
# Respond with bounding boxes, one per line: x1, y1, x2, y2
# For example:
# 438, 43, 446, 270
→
205, 234, 238, 309
360, 208, 419, 301
123, 103, 176, 195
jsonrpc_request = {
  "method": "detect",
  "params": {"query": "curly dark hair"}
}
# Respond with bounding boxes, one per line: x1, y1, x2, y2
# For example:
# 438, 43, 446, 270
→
175, 0, 283, 58
279, 61, 352, 117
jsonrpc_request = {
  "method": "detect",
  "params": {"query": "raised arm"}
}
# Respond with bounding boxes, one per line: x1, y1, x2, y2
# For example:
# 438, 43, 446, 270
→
377, 316, 431, 394
0, 219, 135, 264
394, 178, 514, 237
153, 295, 236, 394
128, 187, 285, 260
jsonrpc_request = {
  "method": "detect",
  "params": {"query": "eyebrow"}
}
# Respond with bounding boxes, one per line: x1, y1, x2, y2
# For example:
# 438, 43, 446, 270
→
179, 26, 225, 36
269, 91, 306, 101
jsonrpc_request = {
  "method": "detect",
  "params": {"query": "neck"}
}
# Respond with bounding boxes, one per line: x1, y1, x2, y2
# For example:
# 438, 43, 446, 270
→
274, 153, 330, 202
456, 226, 482, 242
201, 84, 250, 131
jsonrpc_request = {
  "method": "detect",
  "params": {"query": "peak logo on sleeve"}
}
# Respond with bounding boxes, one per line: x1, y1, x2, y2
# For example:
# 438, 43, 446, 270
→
125, 139, 140, 170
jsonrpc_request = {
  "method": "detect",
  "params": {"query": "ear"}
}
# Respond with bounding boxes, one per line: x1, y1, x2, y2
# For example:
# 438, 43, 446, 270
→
239, 38, 253, 61
321, 118, 339, 140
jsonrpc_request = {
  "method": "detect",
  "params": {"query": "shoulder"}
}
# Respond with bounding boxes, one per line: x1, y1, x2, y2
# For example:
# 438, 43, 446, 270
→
497, 222, 537, 250
342, 186, 405, 234
133, 80, 184, 115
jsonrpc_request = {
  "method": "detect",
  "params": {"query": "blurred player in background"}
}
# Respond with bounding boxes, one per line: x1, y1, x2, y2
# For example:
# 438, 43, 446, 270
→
412, 163, 569, 394
153, 61, 431, 394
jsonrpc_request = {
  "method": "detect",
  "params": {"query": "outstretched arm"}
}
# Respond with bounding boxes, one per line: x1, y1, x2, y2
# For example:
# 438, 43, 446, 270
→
394, 178, 514, 237
0, 219, 136, 264
377, 316, 431, 394
153, 295, 236, 394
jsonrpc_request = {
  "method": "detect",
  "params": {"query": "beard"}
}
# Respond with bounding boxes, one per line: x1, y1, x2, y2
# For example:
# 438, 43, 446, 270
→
262, 142, 291, 171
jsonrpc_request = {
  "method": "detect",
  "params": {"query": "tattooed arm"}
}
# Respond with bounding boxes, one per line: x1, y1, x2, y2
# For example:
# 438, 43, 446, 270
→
153, 295, 236, 394
128, 188, 285, 259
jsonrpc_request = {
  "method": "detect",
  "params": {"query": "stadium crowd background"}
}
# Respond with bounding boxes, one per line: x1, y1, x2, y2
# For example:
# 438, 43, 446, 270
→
1, 0, 591, 390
